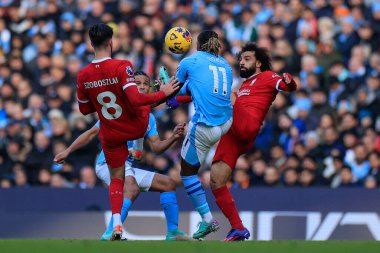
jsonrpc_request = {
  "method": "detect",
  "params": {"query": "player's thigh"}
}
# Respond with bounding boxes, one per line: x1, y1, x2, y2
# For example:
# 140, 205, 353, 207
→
133, 168, 155, 192
102, 142, 129, 169
95, 160, 133, 186
95, 163, 111, 186
181, 122, 202, 166
148, 173, 176, 192
181, 122, 226, 166
212, 130, 252, 170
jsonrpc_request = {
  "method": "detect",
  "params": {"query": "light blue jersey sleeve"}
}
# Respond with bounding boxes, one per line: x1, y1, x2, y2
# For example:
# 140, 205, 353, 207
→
145, 113, 158, 137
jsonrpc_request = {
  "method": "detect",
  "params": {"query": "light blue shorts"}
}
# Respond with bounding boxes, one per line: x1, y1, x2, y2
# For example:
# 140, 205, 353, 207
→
181, 118, 232, 167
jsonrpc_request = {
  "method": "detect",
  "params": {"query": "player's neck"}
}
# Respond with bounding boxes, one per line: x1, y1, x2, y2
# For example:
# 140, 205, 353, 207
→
94, 50, 111, 61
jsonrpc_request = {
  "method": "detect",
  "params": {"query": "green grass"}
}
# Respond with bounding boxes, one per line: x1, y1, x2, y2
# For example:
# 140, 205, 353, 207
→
0, 240, 379, 253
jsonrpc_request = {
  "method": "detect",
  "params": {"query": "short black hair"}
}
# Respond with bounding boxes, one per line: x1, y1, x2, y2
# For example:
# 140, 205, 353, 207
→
88, 23, 113, 48
134, 71, 149, 78
239, 43, 272, 72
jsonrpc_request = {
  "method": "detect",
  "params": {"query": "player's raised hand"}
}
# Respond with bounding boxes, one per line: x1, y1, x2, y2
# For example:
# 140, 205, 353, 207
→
282, 73, 293, 85
160, 77, 180, 96
173, 123, 186, 139
53, 149, 70, 164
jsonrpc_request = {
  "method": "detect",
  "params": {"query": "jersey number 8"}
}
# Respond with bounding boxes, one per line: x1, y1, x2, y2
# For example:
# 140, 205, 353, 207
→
97, 91, 122, 120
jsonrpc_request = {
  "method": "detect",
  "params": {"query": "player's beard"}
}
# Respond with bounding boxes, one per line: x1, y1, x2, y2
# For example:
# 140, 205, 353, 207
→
239, 66, 256, 78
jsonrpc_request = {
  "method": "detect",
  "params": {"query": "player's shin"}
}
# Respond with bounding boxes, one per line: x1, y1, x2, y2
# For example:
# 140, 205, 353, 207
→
160, 192, 179, 232
181, 175, 213, 223
212, 186, 244, 230
109, 178, 124, 227
210, 163, 244, 230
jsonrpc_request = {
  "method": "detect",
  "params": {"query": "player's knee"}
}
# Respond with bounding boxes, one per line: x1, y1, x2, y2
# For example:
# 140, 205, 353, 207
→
123, 178, 140, 200
210, 162, 229, 189
110, 166, 125, 179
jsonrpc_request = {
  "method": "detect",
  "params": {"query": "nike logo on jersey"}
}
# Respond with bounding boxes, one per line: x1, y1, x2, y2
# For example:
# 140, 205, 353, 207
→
250, 79, 257, 86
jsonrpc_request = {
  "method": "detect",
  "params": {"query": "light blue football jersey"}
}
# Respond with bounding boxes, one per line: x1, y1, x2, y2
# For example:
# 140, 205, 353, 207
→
176, 51, 233, 126
96, 113, 158, 165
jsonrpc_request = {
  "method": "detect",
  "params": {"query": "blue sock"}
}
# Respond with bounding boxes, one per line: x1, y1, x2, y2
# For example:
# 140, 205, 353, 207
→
160, 192, 179, 233
181, 175, 212, 222
106, 198, 132, 232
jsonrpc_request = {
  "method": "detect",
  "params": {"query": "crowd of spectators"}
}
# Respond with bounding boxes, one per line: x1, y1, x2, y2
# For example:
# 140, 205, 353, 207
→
0, 0, 380, 189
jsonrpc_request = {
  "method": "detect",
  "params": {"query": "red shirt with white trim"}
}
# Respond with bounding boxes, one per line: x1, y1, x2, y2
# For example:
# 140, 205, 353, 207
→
234, 71, 296, 124
76, 57, 165, 143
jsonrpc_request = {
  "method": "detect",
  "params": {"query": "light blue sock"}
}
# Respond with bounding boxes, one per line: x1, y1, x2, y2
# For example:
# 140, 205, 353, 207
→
181, 175, 212, 222
106, 198, 132, 232
160, 192, 179, 233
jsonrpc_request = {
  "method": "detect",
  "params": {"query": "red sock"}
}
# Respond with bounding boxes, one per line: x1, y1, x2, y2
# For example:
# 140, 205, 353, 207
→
212, 186, 244, 230
109, 178, 124, 215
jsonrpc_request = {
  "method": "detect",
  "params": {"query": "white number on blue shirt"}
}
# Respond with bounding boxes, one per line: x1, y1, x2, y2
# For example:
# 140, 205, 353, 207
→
209, 65, 228, 96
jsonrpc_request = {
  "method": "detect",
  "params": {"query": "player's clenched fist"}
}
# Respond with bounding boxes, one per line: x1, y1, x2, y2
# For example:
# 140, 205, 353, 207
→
282, 73, 294, 85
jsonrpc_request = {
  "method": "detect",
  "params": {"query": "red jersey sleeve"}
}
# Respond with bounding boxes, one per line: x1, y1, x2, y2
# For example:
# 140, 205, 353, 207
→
176, 95, 192, 104
76, 71, 96, 115
118, 61, 166, 106
269, 72, 297, 92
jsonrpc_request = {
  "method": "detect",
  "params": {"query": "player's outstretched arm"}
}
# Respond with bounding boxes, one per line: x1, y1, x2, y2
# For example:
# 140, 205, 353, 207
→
145, 123, 186, 154
277, 73, 297, 92
53, 125, 99, 164
124, 78, 180, 107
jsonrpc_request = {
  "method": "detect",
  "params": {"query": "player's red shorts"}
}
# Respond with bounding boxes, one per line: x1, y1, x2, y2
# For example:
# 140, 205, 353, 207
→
213, 106, 261, 170
102, 142, 130, 168
99, 106, 150, 168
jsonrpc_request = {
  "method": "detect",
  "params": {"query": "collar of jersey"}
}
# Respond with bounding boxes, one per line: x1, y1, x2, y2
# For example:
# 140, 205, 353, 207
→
246, 72, 261, 80
92, 57, 112, 63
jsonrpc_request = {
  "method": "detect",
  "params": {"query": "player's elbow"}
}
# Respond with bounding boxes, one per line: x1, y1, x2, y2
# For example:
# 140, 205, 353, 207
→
81, 106, 96, 115
79, 107, 90, 115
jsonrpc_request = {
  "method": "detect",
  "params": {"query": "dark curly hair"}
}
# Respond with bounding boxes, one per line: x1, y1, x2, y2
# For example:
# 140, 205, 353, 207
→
238, 43, 272, 72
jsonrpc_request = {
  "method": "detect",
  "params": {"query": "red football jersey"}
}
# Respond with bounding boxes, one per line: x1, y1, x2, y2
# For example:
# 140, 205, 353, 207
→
234, 71, 296, 124
76, 57, 162, 144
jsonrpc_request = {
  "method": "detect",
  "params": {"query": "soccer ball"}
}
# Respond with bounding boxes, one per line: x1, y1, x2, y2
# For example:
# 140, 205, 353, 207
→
164, 27, 192, 54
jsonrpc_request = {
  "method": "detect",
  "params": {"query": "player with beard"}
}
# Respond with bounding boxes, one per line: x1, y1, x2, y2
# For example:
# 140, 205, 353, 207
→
210, 43, 297, 241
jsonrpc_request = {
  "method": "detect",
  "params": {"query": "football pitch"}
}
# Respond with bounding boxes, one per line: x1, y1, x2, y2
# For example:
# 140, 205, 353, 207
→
0, 240, 379, 253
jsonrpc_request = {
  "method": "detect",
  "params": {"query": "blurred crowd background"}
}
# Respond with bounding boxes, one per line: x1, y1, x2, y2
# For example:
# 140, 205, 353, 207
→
0, 0, 380, 189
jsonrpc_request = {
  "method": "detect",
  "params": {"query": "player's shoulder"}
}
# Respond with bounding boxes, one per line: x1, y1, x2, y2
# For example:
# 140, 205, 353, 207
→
111, 59, 134, 76
218, 56, 232, 69
109, 59, 133, 68
261, 71, 281, 80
